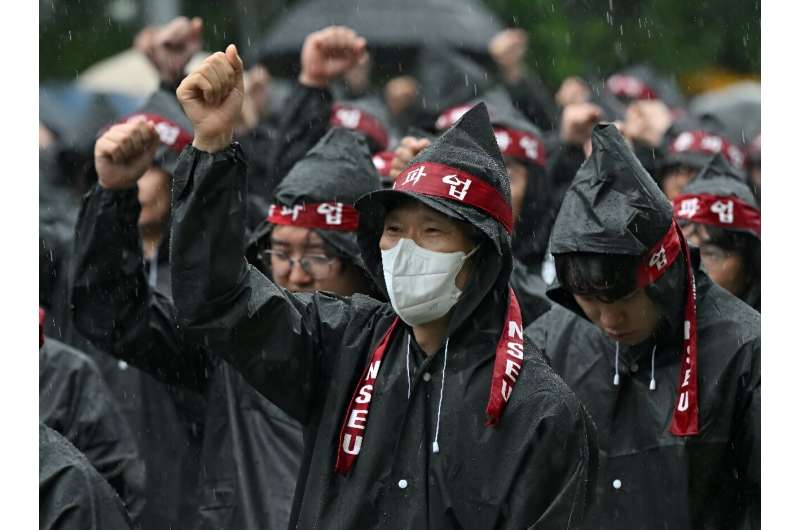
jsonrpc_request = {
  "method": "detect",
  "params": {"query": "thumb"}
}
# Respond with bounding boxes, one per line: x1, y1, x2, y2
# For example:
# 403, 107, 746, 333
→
226, 44, 244, 74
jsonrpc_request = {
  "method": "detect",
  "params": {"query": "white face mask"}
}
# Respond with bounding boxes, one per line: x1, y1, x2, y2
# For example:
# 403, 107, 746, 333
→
381, 238, 478, 326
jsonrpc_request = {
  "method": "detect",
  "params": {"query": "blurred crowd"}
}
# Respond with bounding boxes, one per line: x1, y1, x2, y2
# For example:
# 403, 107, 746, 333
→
39, 13, 760, 530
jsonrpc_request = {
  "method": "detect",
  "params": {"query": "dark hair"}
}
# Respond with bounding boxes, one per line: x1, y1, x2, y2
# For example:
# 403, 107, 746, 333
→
555, 251, 687, 331
692, 223, 760, 281
555, 252, 639, 302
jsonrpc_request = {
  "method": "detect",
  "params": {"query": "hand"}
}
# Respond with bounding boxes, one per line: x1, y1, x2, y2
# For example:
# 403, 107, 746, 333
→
560, 102, 603, 146
95, 117, 161, 190
390, 137, 431, 179
555, 76, 591, 108
489, 29, 528, 82
384, 76, 419, 116
145, 16, 204, 85
298, 26, 367, 88
623, 100, 672, 147
177, 44, 244, 153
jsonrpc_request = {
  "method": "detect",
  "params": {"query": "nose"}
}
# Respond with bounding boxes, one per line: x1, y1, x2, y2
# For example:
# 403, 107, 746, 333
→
287, 259, 313, 288
599, 303, 626, 331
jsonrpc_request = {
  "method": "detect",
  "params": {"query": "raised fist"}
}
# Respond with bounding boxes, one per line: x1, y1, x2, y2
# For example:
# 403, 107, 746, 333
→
623, 100, 672, 147
145, 16, 204, 85
177, 44, 244, 153
299, 26, 368, 89
489, 29, 528, 82
390, 136, 431, 180
555, 76, 591, 108
560, 102, 604, 146
95, 117, 161, 190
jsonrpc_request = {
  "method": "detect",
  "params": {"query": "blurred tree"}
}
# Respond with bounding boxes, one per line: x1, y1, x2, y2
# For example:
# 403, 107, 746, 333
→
40, 0, 759, 91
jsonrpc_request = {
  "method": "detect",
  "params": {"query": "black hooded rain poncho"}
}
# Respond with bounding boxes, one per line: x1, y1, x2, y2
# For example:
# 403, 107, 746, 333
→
526, 124, 760, 529
169, 103, 598, 529
73, 127, 382, 530
39, 334, 145, 525
40, 423, 134, 530
674, 153, 761, 311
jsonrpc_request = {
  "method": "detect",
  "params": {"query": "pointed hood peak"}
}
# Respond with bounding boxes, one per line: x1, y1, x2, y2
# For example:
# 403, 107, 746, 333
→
549, 123, 673, 257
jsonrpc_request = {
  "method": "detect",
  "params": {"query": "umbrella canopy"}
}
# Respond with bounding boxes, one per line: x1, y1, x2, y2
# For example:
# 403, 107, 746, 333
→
689, 81, 761, 145
77, 49, 211, 99
255, 0, 504, 75
40, 83, 142, 155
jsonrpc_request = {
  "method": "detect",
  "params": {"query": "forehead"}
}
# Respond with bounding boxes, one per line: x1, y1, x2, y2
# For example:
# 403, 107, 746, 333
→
270, 225, 325, 248
385, 198, 457, 224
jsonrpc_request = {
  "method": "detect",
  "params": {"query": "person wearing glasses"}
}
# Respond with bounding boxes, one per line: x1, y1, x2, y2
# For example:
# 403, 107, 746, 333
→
167, 43, 597, 530
673, 154, 761, 311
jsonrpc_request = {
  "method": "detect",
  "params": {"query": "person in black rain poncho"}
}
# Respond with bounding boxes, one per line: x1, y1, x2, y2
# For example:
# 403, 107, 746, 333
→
526, 124, 760, 529
40, 423, 134, 530
673, 153, 761, 311
169, 45, 598, 529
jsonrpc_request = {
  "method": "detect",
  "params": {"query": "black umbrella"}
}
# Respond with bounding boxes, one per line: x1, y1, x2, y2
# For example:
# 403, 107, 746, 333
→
255, 0, 504, 76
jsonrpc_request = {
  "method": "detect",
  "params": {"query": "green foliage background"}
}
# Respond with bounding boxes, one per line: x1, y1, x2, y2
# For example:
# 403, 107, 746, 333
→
40, 0, 759, 89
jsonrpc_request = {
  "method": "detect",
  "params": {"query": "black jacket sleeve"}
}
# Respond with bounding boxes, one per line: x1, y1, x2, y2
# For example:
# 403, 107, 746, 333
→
40, 423, 134, 530
502, 73, 558, 132
170, 144, 356, 423
261, 83, 335, 200
71, 182, 212, 393
39, 341, 146, 525
734, 339, 760, 529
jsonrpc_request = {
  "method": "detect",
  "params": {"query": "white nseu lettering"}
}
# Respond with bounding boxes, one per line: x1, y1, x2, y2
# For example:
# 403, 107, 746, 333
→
520, 136, 539, 162
507, 341, 524, 360
508, 321, 524, 340
677, 391, 690, 412
501, 380, 513, 402
504, 359, 521, 382
366, 360, 382, 381
342, 433, 363, 455
347, 409, 368, 430
681, 368, 692, 388
355, 384, 373, 404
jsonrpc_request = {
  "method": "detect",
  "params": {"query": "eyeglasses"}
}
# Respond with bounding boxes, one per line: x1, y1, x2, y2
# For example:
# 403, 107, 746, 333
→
699, 245, 734, 265
260, 249, 340, 280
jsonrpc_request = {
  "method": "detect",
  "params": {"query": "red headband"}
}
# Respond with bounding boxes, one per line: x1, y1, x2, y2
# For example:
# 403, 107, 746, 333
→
120, 113, 193, 153
372, 151, 395, 178
336, 288, 523, 474
606, 74, 658, 100
669, 131, 745, 169
393, 162, 514, 233
267, 202, 359, 231
673, 193, 761, 238
635, 220, 699, 436
330, 104, 389, 152
493, 127, 547, 167
435, 104, 473, 131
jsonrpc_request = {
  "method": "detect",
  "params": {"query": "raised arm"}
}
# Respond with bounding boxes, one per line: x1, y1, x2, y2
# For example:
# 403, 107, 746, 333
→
71, 118, 212, 393
171, 44, 360, 422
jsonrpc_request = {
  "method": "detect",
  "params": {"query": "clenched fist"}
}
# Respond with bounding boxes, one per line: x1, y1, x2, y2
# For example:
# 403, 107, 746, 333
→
390, 136, 431, 180
299, 26, 368, 89
146, 16, 204, 85
560, 102, 604, 146
95, 117, 161, 190
177, 44, 244, 153
489, 29, 528, 83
